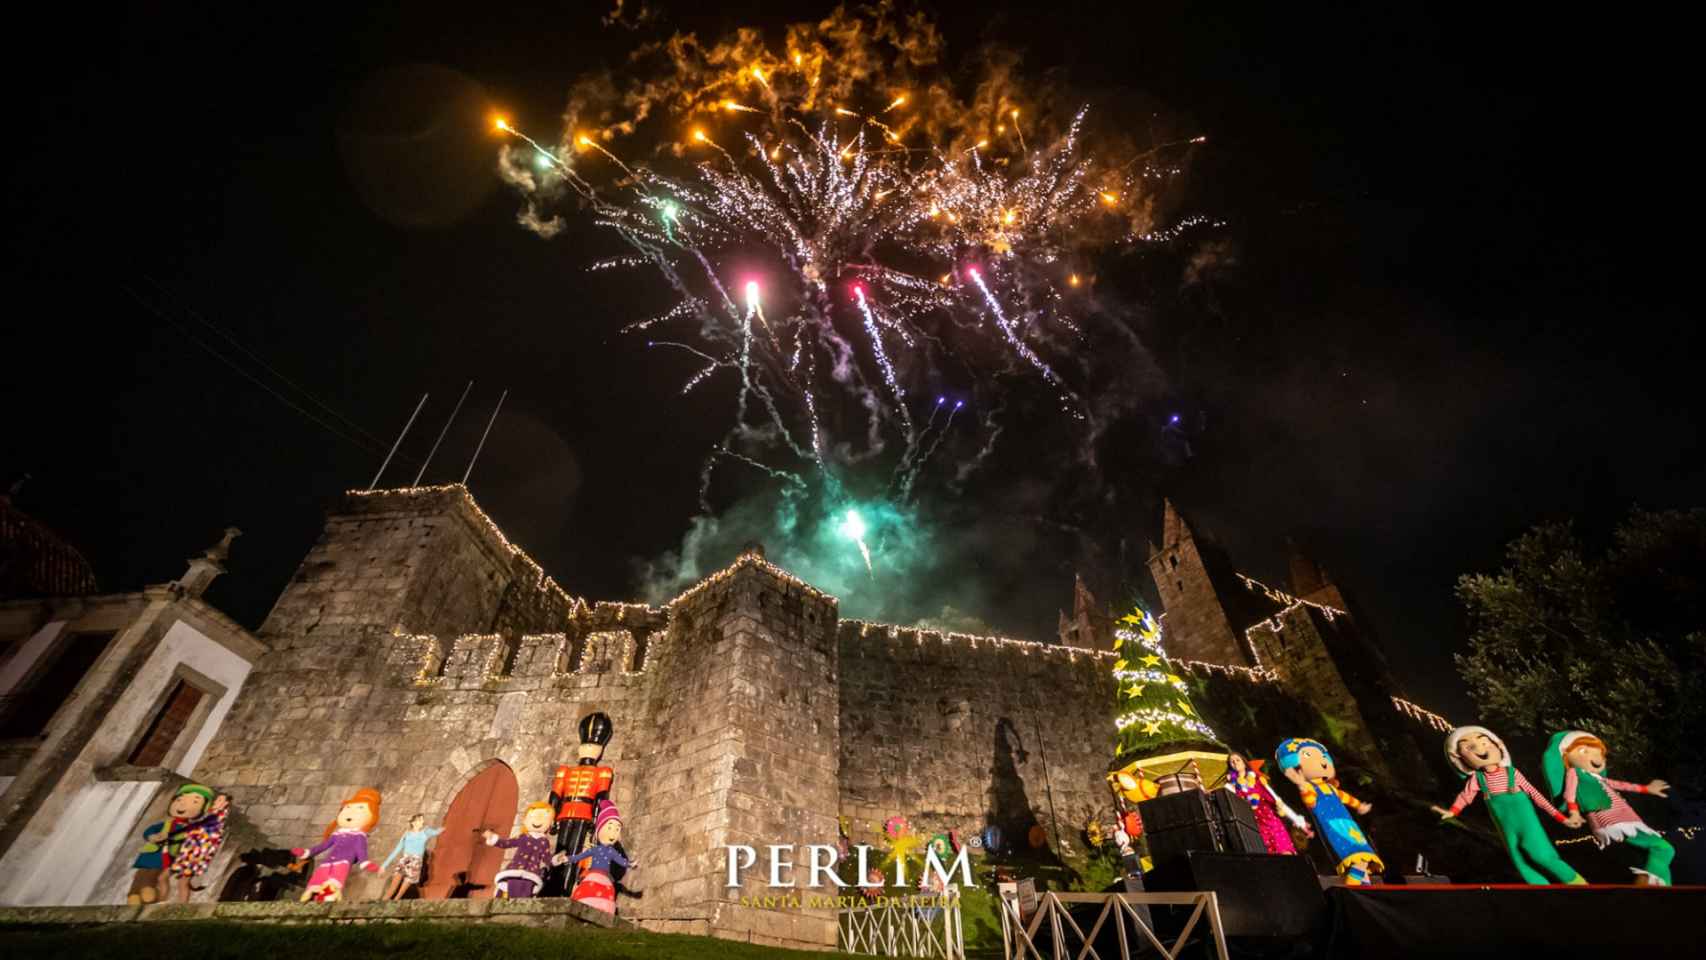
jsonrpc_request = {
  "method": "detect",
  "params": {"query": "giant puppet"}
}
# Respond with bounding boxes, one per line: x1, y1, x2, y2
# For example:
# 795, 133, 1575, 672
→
546, 711, 615, 895
1432, 725, 1585, 885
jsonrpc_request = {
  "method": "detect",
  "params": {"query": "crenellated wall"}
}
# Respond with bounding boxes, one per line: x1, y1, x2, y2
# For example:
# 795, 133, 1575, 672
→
189, 488, 1124, 949
836, 620, 1118, 856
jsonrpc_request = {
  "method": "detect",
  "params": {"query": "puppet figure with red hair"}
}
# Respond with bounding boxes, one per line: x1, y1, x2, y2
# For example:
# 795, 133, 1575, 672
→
1544, 730, 1674, 885
292, 788, 383, 902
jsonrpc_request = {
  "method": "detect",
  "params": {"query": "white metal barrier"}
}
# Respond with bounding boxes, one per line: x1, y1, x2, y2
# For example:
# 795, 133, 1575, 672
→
838, 892, 966, 960
997, 890, 1229, 960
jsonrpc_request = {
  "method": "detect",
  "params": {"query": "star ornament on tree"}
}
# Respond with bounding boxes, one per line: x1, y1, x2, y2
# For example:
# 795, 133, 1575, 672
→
1140, 654, 1162, 668
1142, 720, 1163, 735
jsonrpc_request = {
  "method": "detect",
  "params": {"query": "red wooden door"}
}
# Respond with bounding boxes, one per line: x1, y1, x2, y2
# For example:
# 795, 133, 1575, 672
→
420, 762, 518, 899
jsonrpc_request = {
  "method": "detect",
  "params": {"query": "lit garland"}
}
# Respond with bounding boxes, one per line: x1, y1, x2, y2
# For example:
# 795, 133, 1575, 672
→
666, 548, 838, 610
575, 630, 644, 675
1555, 824, 1699, 846
1390, 696, 1452, 732
397, 627, 659, 686
844, 618, 1116, 661
1171, 658, 1275, 683
351, 484, 589, 618
1235, 572, 1345, 619
1115, 707, 1218, 740
1112, 605, 1221, 741
480, 633, 515, 680
403, 632, 444, 687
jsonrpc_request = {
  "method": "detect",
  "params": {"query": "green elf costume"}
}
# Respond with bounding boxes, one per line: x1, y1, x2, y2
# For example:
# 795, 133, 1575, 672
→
1433, 725, 1585, 885
1542, 730, 1674, 885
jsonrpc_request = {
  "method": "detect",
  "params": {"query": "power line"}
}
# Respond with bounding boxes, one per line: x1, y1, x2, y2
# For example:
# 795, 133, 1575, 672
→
122, 283, 424, 469
138, 275, 394, 449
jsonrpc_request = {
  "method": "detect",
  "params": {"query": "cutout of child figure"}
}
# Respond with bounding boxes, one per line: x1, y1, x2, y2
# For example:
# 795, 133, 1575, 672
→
291, 788, 382, 902
1544, 730, 1674, 885
169, 792, 231, 902
127, 783, 216, 905
484, 802, 569, 899
380, 813, 444, 900
565, 799, 634, 915
1431, 726, 1585, 885
1276, 738, 1384, 885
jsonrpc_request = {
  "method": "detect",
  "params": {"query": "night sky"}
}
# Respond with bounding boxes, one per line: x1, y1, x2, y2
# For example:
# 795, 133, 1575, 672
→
4, 2, 1698, 716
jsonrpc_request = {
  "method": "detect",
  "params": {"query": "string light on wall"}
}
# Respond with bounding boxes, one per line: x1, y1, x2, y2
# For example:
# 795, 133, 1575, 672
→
843, 618, 1117, 660
350, 484, 591, 618
666, 549, 839, 609
1390, 695, 1452, 732
1234, 572, 1345, 619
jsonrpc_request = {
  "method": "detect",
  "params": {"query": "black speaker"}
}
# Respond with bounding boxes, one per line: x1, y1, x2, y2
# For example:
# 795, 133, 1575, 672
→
1145, 821, 1223, 867
1208, 789, 1267, 854
1145, 851, 1326, 942
1138, 789, 1215, 832
1140, 788, 1269, 863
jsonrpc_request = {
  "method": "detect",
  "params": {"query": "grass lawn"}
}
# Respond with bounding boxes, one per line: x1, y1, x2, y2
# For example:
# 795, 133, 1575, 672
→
0, 920, 856, 960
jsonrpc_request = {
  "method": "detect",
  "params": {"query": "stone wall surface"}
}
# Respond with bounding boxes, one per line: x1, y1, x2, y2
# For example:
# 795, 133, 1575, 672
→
189, 487, 1123, 949
837, 622, 1117, 857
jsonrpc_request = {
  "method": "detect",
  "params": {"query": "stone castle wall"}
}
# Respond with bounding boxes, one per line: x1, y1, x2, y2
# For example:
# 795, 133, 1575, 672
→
190, 487, 1123, 948
837, 621, 1117, 856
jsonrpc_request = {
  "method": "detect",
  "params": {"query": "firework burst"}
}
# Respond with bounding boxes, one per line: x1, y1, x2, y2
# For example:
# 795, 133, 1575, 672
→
497, 4, 1210, 512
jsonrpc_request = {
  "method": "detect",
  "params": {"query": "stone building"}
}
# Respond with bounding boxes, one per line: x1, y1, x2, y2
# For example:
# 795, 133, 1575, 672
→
0, 483, 1451, 943
1145, 499, 1447, 778
0, 523, 264, 906
168, 485, 1117, 950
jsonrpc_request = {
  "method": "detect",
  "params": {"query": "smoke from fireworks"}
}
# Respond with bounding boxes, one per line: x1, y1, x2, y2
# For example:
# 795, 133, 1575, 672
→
497, 3, 1214, 607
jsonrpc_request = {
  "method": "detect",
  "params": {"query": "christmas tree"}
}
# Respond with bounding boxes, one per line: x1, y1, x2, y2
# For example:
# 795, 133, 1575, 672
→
1112, 604, 1220, 762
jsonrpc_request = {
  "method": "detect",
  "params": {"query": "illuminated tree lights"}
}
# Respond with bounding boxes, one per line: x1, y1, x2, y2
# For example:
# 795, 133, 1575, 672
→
1112, 605, 1222, 749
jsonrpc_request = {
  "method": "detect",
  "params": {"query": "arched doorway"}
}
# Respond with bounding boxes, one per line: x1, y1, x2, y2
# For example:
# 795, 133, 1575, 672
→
421, 760, 518, 899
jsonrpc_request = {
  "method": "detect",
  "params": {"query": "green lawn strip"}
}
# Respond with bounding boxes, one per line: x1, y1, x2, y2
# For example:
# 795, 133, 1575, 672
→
0, 919, 867, 960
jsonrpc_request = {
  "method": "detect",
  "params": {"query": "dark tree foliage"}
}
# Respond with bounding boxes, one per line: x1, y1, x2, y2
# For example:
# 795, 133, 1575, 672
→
1455, 508, 1706, 787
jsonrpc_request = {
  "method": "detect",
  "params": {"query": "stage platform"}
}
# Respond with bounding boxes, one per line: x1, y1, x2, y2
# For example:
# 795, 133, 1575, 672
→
1324, 884, 1706, 959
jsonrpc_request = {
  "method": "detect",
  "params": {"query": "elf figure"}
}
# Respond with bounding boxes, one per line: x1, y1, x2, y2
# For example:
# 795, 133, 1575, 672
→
1276, 738, 1384, 885
169, 792, 232, 902
1225, 751, 1312, 855
127, 783, 215, 905
485, 802, 570, 899
291, 788, 382, 902
565, 799, 634, 916
380, 813, 444, 900
1543, 730, 1674, 885
1431, 726, 1585, 885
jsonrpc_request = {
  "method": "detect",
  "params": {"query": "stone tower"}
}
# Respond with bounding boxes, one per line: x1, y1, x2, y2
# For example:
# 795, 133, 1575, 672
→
1145, 500, 1253, 665
628, 557, 842, 946
1287, 538, 1349, 612
1057, 574, 1114, 651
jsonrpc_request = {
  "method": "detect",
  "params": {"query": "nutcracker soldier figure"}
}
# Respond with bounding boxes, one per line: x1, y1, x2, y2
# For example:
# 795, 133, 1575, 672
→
544, 711, 614, 895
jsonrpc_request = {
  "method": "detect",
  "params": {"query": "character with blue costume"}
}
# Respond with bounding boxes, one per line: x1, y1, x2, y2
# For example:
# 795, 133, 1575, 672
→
1276, 737, 1384, 885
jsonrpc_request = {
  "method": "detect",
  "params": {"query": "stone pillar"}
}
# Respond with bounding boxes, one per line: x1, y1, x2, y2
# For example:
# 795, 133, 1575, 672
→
627, 559, 840, 949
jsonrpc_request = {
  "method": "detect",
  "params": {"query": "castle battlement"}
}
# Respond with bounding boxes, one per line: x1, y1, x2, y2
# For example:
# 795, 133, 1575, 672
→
840, 618, 1117, 662
188, 487, 1118, 949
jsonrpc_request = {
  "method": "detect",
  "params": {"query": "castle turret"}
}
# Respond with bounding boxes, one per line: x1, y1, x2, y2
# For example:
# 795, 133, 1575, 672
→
1058, 573, 1113, 651
1287, 538, 1349, 612
1145, 500, 1253, 665
629, 554, 841, 947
